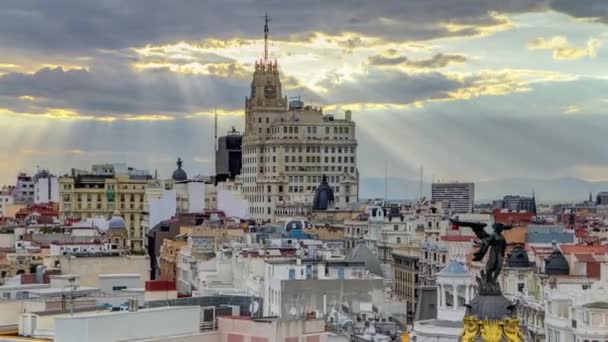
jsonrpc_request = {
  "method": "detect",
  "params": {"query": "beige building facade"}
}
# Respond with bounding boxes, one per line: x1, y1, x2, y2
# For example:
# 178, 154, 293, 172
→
58, 164, 151, 251
159, 239, 187, 282
239, 27, 359, 222
392, 244, 420, 320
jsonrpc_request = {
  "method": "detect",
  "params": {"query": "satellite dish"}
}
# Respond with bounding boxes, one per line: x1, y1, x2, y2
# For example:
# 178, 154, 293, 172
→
249, 300, 260, 315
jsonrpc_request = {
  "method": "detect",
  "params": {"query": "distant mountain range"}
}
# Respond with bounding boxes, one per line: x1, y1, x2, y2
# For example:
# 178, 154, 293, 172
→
360, 177, 608, 203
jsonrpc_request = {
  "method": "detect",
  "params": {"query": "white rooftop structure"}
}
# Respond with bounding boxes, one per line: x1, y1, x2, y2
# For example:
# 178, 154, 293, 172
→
411, 260, 475, 342
27, 305, 202, 342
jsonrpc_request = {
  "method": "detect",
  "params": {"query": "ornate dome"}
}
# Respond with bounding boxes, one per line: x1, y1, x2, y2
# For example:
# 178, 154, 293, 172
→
312, 175, 334, 210
507, 245, 530, 268
108, 210, 126, 230
545, 245, 569, 275
437, 260, 470, 276
172, 157, 188, 181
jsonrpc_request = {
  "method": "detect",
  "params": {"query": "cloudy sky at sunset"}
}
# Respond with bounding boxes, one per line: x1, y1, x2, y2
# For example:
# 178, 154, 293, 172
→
1, 1, 607, 186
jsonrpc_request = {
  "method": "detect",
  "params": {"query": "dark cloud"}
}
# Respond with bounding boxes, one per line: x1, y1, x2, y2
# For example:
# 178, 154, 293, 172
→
320, 68, 461, 104
367, 55, 408, 66
0, 59, 322, 118
0, 0, 548, 55
0, 65, 248, 116
548, 0, 608, 23
368, 53, 467, 68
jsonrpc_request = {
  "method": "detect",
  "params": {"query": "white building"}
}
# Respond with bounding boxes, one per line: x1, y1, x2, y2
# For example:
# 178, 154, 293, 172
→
217, 180, 250, 219
51, 306, 201, 342
33, 170, 59, 204
49, 242, 115, 256
431, 182, 475, 214
13, 173, 35, 204
411, 260, 475, 342
263, 257, 384, 317
545, 277, 608, 342
97, 274, 142, 293
358, 205, 414, 264
142, 180, 177, 233
142, 159, 208, 234
239, 21, 359, 222
176, 235, 217, 295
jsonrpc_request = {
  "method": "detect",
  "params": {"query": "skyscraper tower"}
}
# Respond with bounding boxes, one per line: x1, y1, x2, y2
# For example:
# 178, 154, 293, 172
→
239, 18, 359, 221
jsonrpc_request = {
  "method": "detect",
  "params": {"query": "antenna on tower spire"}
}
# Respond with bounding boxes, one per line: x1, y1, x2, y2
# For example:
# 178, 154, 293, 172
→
264, 12, 270, 61
214, 107, 218, 175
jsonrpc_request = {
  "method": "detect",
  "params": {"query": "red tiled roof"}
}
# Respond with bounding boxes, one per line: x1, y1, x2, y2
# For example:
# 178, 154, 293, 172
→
528, 245, 555, 256
575, 228, 588, 238
561, 245, 608, 254
575, 254, 597, 262
145, 280, 176, 291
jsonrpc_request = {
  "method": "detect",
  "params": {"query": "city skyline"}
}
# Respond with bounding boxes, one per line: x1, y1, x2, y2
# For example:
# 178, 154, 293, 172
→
1, 1, 607, 185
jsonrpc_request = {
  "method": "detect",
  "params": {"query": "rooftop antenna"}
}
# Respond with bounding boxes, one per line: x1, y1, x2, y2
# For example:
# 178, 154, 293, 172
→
264, 13, 270, 61
214, 107, 218, 175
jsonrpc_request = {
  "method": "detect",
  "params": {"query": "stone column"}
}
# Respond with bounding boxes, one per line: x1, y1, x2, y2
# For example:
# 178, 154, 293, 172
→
437, 283, 442, 309
454, 284, 459, 310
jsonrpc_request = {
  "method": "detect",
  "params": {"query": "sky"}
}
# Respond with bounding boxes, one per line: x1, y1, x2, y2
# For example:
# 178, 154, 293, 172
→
1, 1, 608, 185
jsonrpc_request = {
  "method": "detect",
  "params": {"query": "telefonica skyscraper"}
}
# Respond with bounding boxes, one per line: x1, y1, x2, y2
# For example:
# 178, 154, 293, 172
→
239, 17, 359, 221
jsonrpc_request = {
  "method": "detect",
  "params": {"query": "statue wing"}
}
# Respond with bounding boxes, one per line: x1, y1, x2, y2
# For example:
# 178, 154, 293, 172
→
449, 218, 488, 240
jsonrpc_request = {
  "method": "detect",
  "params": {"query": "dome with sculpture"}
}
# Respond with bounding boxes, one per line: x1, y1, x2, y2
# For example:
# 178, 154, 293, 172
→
447, 218, 524, 342
545, 244, 569, 275
171, 157, 188, 181
507, 245, 530, 268
108, 210, 126, 230
312, 175, 334, 210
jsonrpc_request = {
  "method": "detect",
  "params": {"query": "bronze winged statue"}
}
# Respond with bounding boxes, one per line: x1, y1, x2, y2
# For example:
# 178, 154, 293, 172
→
450, 218, 514, 291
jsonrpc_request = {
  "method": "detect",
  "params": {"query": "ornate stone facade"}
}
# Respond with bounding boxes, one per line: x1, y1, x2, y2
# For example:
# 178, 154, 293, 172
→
239, 24, 359, 222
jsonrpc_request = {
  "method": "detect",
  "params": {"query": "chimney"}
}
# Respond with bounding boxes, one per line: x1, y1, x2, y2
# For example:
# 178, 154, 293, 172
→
345, 110, 352, 121
601, 262, 608, 283
128, 298, 139, 312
